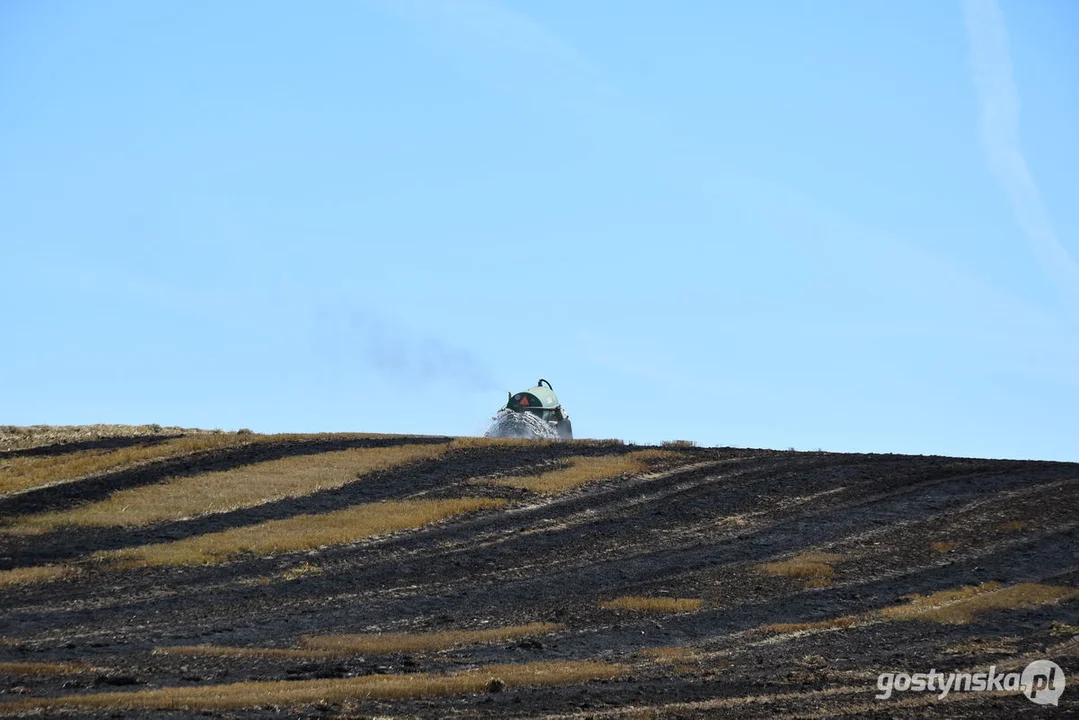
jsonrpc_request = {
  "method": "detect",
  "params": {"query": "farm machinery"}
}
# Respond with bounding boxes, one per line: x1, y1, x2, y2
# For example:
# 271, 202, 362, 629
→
486, 379, 573, 440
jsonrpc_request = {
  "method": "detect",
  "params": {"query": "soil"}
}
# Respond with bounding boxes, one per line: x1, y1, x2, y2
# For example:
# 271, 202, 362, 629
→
0, 425, 206, 455
0, 433, 1076, 718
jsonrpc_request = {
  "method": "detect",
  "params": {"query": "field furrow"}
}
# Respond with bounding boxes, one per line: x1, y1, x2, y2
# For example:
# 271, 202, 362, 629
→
0, 429, 1075, 718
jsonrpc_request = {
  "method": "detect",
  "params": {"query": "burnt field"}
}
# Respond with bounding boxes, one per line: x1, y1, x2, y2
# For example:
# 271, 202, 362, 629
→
0, 427, 1076, 718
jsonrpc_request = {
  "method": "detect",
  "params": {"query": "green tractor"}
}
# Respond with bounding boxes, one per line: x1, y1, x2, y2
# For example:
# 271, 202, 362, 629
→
489, 379, 573, 440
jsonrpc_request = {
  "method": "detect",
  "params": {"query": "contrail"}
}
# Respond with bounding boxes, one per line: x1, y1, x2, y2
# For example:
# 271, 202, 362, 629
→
962, 0, 1079, 318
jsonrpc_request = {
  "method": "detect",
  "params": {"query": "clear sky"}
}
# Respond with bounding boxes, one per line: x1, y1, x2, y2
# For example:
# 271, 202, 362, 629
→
2, 0, 1077, 461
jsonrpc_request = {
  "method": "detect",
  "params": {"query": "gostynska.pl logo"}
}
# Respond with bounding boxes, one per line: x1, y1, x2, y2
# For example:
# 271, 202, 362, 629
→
876, 659, 1064, 706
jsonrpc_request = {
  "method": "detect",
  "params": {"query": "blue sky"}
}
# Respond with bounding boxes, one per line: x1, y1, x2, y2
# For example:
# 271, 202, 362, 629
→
2, 0, 1077, 460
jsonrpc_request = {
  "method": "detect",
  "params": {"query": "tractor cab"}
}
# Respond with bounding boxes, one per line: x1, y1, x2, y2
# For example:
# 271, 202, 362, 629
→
504, 379, 573, 439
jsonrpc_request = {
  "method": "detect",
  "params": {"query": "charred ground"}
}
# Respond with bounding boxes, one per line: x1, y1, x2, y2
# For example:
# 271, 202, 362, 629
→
0, 427, 1075, 718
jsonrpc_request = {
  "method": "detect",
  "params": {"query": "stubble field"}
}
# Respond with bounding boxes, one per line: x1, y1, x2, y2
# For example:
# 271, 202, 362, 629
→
0, 425, 1075, 718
